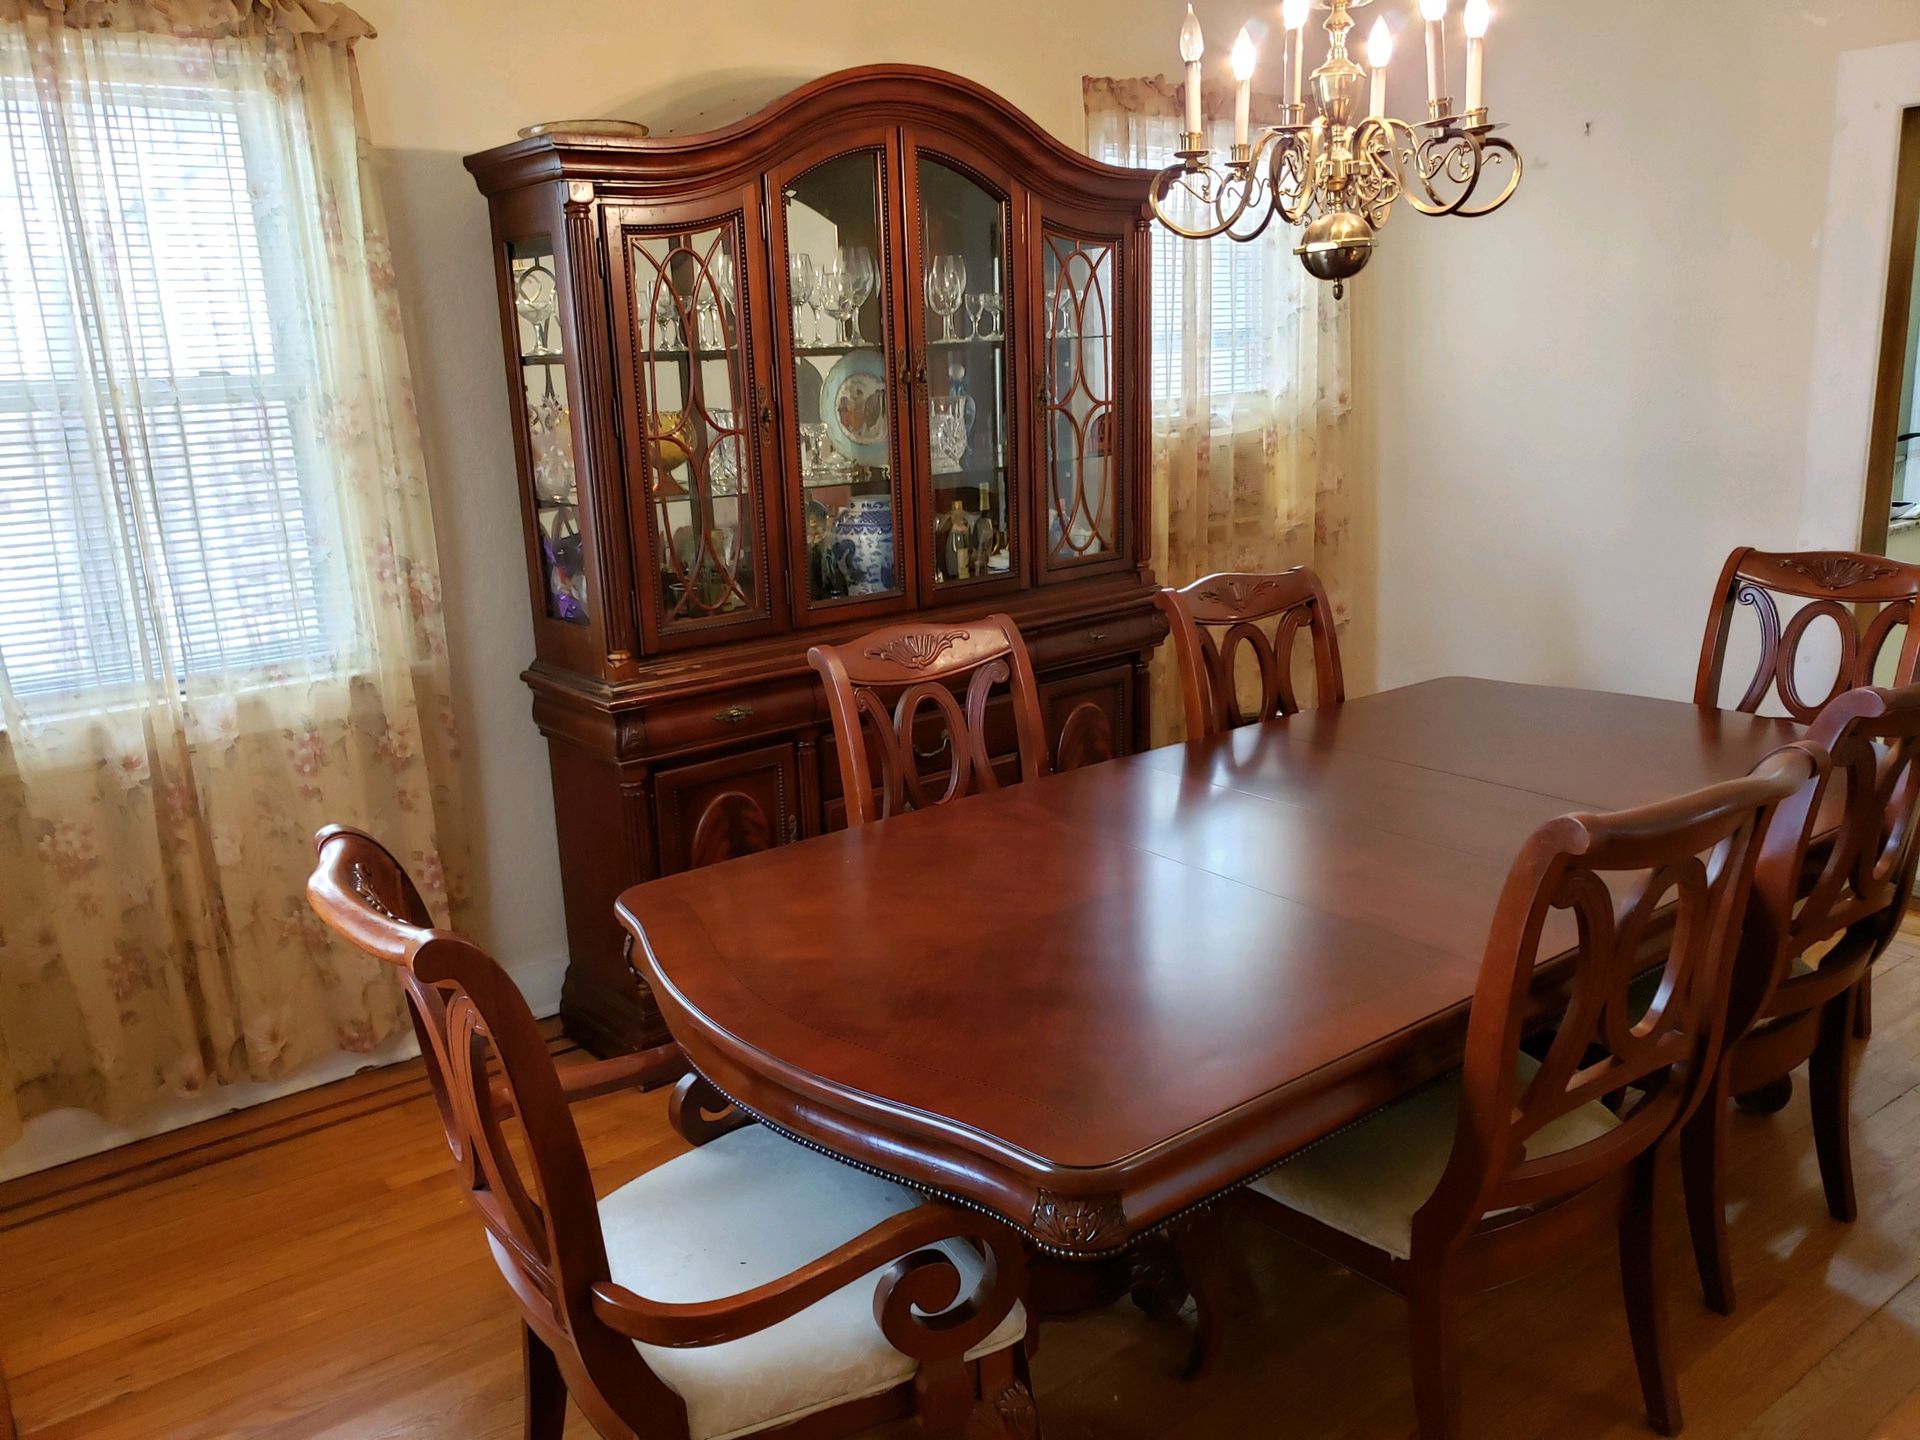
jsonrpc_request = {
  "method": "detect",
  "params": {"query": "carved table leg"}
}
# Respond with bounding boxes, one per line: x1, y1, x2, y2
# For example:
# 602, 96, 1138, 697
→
1128, 1232, 1192, 1321
667, 1071, 753, 1146
1733, 1074, 1793, 1116
1170, 1205, 1244, 1380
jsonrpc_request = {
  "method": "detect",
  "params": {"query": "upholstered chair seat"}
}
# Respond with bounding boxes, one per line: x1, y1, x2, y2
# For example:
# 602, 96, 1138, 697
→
600, 1124, 1027, 1440
1250, 1056, 1622, 1262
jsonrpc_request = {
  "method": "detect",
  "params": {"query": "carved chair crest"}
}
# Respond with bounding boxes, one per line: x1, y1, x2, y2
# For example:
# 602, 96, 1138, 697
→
1156, 567, 1345, 739
1694, 547, 1920, 721
809, 614, 1051, 827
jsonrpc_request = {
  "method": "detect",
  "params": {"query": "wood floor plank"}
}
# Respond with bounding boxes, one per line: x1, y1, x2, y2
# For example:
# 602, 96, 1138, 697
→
2, 931, 1917, 1439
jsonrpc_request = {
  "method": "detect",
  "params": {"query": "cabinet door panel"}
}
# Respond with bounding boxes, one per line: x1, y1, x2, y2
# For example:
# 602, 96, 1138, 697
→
1030, 203, 1140, 584
605, 196, 782, 650
1045, 665, 1134, 771
768, 132, 915, 628
655, 744, 800, 875
902, 136, 1026, 602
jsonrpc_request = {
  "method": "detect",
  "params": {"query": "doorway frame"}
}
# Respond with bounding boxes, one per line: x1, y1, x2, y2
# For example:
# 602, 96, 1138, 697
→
1858, 105, 1920, 555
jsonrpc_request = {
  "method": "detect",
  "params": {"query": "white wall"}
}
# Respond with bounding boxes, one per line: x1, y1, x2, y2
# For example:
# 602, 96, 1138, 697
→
1359, 5, 1920, 701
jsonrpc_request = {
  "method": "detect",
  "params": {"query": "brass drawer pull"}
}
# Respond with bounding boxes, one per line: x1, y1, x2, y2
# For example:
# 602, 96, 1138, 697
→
712, 703, 755, 725
914, 732, 953, 763
1085, 630, 1108, 645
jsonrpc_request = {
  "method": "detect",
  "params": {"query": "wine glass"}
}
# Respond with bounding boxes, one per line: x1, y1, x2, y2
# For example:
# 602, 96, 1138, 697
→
1055, 290, 1077, 340
842, 245, 877, 345
981, 293, 1004, 340
963, 293, 987, 343
815, 264, 855, 346
651, 285, 682, 352
788, 252, 816, 347
925, 254, 966, 342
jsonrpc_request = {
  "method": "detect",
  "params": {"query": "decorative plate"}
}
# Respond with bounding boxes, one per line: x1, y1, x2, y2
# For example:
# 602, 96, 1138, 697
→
821, 349, 890, 469
518, 119, 652, 140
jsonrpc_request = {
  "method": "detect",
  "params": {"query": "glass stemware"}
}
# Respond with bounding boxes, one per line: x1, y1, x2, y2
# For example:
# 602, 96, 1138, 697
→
1055, 290, 1078, 340
981, 293, 1004, 340
816, 264, 856, 346
842, 245, 877, 345
788, 252, 816, 347
963, 293, 987, 343
925, 254, 966, 342
651, 285, 683, 353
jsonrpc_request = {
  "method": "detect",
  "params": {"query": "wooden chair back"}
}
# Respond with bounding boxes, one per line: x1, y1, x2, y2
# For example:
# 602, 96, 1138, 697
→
808, 614, 1050, 827
1694, 547, 1920, 720
1155, 568, 1345, 739
1413, 742, 1822, 1253
1736, 684, 1920, 1025
308, 828, 685, 1434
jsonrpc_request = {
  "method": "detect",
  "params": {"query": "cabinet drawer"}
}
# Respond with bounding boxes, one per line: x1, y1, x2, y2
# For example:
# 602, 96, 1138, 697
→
654, 743, 801, 875
1045, 664, 1133, 771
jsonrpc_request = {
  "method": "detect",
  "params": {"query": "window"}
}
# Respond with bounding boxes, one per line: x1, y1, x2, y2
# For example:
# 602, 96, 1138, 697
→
0, 57, 344, 699
1148, 237, 1271, 404
1093, 125, 1284, 412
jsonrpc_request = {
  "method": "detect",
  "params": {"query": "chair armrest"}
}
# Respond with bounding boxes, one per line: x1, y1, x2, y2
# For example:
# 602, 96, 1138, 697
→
490, 1042, 687, 1118
589, 1200, 1026, 1363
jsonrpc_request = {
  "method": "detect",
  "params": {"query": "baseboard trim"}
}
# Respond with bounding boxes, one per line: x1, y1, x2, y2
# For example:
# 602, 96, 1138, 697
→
0, 1018, 573, 1233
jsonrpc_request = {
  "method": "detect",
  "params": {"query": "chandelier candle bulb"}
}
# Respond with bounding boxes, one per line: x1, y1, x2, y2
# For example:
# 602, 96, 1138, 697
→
1463, 0, 1489, 117
1283, 0, 1311, 109
1419, 0, 1449, 113
1231, 26, 1257, 149
1367, 18, 1393, 118
1180, 6, 1205, 139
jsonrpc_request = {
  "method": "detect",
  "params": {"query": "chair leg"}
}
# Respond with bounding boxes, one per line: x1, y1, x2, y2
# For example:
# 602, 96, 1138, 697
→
1809, 990, 1860, 1223
1681, 1071, 1735, 1316
1853, 972, 1872, 1040
523, 1323, 567, 1440
1620, 1152, 1682, 1437
1406, 1270, 1463, 1440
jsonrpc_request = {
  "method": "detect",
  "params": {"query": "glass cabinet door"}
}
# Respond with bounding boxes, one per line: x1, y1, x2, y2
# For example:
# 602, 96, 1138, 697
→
509, 236, 588, 625
1040, 227, 1120, 570
615, 214, 771, 639
775, 146, 906, 615
911, 154, 1016, 595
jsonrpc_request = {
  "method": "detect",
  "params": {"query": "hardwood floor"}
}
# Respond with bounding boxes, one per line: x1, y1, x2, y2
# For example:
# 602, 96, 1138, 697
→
1, 936, 1916, 1439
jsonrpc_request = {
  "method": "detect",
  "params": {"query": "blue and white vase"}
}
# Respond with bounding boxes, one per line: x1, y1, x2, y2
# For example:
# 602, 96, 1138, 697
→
832, 494, 895, 595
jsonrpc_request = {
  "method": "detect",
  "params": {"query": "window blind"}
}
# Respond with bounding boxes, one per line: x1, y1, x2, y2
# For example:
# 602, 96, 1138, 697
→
0, 68, 339, 699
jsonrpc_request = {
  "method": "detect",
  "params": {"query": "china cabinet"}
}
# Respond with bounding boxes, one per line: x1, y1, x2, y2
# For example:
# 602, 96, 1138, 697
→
466, 66, 1160, 1053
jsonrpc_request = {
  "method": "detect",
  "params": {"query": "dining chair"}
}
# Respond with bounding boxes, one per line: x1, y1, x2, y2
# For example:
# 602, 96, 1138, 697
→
1238, 742, 1823, 1440
1154, 567, 1344, 740
1680, 683, 1920, 1316
308, 827, 1035, 1440
1693, 545, 1920, 1038
808, 613, 1049, 828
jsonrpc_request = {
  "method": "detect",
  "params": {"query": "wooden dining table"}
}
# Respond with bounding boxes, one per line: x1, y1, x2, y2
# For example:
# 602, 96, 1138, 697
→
614, 677, 1807, 1267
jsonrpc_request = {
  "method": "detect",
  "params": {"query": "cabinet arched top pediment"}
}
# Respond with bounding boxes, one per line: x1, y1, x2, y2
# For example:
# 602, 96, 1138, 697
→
466, 64, 1152, 214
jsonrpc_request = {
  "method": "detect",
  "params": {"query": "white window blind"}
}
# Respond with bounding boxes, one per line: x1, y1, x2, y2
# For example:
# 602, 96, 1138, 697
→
0, 63, 342, 700
1148, 236, 1270, 404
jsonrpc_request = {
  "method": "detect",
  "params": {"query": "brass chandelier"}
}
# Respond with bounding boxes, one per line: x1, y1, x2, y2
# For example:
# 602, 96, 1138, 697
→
1153, 0, 1522, 296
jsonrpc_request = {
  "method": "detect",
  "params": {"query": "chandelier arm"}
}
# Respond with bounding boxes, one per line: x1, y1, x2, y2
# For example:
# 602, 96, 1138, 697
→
1148, 164, 1245, 241
1452, 135, 1523, 217
1395, 127, 1485, 218
1270, 129, 1318, 229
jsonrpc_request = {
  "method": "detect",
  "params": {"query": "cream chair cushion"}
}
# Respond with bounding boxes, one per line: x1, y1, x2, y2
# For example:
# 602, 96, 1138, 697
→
1250, 1054, 1623, 1261
599, 1122, 1026, 1440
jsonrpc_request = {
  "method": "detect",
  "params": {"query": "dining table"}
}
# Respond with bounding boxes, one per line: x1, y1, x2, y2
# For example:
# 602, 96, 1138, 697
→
613, 676, 1809, 1274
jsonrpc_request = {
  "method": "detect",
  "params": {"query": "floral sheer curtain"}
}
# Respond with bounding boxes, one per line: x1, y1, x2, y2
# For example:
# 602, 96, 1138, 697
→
0, 0, 462, 1147
1084, 77, 1353, 742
